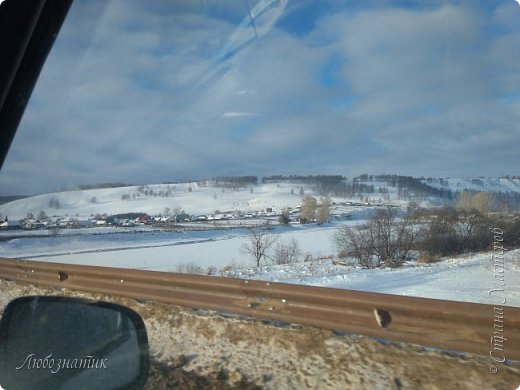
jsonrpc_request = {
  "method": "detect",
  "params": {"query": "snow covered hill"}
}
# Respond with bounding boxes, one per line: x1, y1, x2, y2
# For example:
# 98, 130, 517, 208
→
420, 176, 520, 193
1, 176, 519, 222
0, 182, 311, 221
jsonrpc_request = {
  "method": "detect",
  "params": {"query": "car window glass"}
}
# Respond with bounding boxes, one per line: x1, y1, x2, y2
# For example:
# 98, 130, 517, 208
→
0, 0, 519, 308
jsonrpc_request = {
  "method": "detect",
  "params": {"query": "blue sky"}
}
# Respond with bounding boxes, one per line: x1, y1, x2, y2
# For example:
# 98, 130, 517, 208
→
0, 0, 519, 195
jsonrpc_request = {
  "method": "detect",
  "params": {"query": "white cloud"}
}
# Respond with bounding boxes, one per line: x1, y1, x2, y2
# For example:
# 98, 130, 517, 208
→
1, 0, 519, 194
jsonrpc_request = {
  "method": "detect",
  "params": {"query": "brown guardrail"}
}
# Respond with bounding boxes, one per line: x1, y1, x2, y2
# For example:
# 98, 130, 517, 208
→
0, 256, 519, 361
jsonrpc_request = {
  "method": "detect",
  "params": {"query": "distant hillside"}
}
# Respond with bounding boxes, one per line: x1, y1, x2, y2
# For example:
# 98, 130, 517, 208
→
0, 181, 318, 221
420, 176, 520, 193
419, 177, 520, 210
1, 176, 519, 221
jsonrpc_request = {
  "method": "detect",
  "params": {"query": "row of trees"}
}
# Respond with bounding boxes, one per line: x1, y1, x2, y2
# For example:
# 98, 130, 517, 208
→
276, 195, 333, 226
78, 183, 132, 190
48, 198, 61, 209
393, 176, 455, 201
299, 196, 331, 224
334, 207, 416, 268
262, 175, 345, 184
315, 181, 376, 198
334, 202, 520, 269
214, 176, 258, 189
457, 190, 520, 213
456, 191, 494, 214
242, 194, 520, 270
24, 211, 49, 221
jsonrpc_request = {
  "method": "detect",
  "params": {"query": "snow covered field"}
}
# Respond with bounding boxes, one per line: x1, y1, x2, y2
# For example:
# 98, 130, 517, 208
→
235, 250, 520, 307
0, 223, 341, 268
1, 221, 519, 308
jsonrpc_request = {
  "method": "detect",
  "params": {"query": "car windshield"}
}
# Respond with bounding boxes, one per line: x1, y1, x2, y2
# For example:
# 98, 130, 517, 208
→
0, 0, 519, 308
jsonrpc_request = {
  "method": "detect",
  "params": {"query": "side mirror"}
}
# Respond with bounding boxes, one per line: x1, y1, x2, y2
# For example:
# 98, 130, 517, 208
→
0, 296, 149, 390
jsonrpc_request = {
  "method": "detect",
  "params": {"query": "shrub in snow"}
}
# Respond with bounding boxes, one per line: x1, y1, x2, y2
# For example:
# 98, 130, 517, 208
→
175, 263, 205, 275
272, 238, 301, 265
416, 254, 438, 264
334, 207, 417, 268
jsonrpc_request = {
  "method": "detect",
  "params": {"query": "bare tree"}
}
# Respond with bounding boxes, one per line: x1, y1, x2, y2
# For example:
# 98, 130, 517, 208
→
49, 225, 61, 236
456, 191, 473, 210
334, 207, 417, 268
240, 228, 278, 267
172, 207, 182, 223
457, 191, 494, 215
384, 210, 417, 267
334, 224, 375, 268
471, 192, 494, 215
316, 197, 332, 225
271, 238, 301, 265
498, 201, 510, 217
49, 198, 62, 208
456, 208, 489, 252
278, 208, 290, 225
300, 195, 317, 224
416, 206, 458, 256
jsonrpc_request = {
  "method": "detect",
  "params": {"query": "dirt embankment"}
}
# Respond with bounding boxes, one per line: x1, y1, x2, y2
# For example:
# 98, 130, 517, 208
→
0, 278, 519, 389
